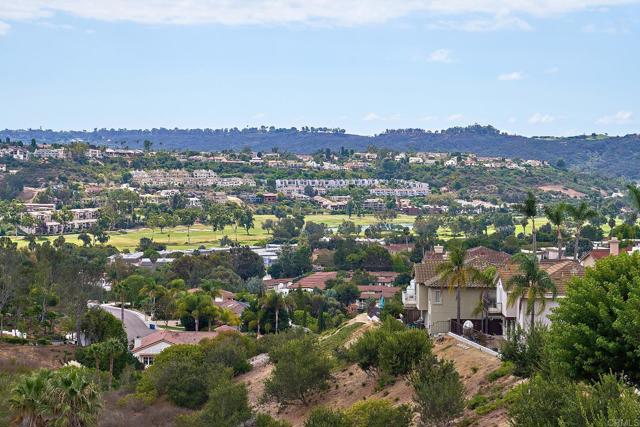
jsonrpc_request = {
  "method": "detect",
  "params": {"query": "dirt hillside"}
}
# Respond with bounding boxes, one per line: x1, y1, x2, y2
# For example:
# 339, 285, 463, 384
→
239, 319, 517, 427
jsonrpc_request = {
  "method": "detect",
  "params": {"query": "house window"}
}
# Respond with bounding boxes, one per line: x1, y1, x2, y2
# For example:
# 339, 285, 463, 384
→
434, 289, 442, 304
142, 356, 154, 367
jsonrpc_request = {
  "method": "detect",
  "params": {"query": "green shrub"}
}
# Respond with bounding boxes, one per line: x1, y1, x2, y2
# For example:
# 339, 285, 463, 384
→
467, 394, 489, 410
500, 324, 548, 377
487, 362, 514, 382
0, 336, 28, 345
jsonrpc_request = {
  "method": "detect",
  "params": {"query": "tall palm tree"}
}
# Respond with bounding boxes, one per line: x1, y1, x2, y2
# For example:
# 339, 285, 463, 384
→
517, 191, 538, 254
436, 246, 478, 331
260, 291, 289, 334
506, 254, 557, 328
112, 281, 129, 323
471, 266, 497, 334
544, 203, 567, 259
102, 338, 125, 390
566, 202, 598, 261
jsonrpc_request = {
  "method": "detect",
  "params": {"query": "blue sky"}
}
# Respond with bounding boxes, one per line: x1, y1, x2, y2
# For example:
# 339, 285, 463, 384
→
0, 1, 638, 136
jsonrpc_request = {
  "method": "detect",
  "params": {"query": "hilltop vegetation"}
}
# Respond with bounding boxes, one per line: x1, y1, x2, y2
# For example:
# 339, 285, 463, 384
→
3, 125, 640, 178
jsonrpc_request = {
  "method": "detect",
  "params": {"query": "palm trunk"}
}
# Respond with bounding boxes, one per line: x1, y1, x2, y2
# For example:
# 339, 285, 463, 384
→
120, 294, 125, 323
574, 227, 581, 261
530, 300, 535, 329
275, 309, 279, 334
187, 226, 191, 244
195, 317, 199, 332
557, 228, 563, 259
532, 218, 537, 255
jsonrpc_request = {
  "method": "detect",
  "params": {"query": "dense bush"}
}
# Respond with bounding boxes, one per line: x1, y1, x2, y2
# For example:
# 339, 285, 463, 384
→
201, 331, 256, 375
263, 336, 332, 405
304, 400, 411, 427
176, 377, 251, 427
548, 253, 640, 383
509, 373, 640, 426
350, 319, 431, 379
410, 354, 465, 427
500, 324, 548, 377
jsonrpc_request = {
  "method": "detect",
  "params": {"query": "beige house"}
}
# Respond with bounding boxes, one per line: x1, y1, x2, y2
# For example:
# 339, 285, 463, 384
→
404, 246, 510, 334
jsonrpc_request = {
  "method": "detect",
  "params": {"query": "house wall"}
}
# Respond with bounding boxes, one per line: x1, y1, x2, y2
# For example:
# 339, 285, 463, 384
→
415, 283, 429, 320
132, 341, 172, 363
496, 279, 517, 318
427, 287, 484, 328
516, 298, 561, 329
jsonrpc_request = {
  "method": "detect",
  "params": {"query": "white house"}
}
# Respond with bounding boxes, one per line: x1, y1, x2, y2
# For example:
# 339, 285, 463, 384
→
495, 259, 584, 335
132, 327, 237, 367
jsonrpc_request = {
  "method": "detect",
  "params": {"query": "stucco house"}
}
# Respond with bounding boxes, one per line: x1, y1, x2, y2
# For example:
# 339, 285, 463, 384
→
404, 246, 510, 334
132, 326, 238, 367
495, 259, 585, 335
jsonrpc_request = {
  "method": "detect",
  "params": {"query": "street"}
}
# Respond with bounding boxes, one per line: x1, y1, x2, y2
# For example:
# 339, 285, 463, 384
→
100, 304, 153, 344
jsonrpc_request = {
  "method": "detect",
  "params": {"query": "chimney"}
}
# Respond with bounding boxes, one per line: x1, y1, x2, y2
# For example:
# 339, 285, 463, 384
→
610, 237, 619, 256
434, 245, 444, 254
134, 336, 142, 349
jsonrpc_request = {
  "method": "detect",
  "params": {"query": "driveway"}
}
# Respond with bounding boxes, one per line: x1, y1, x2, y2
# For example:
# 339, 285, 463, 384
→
100, 304, 154, 343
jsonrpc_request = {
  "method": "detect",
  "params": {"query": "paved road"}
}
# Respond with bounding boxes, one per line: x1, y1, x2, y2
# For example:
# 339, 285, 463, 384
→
101, 304, 154, 343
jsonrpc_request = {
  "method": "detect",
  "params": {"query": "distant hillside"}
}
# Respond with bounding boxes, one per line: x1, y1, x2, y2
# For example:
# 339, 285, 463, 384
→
2, 125, 639, 179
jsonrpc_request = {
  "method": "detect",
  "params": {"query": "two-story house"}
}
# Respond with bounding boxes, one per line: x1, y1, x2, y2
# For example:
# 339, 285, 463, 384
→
404, 246, 510, 334
495, 259, 585, 335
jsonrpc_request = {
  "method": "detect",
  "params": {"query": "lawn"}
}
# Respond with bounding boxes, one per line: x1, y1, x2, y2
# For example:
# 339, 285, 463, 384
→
8, 214, 619, 251
9, 214, 418, 251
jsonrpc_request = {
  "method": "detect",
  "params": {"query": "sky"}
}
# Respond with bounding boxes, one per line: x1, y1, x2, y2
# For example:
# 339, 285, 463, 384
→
0, 1, 638, 136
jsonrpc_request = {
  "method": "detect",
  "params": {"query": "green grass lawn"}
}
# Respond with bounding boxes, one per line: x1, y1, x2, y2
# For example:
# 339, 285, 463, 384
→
8, 213, 418, 251
8, 214, 620, 251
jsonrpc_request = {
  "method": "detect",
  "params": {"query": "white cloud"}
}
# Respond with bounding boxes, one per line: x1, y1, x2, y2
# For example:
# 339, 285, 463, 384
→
498, 71, 523, 81
447, 114, 464, 121
529, 113, 556, 124
596, 110, 633, 124
0, 1, 637, 28
252, 112, 266, 119
0, 21, 10, 35
363, 112, 399, 121
429, 13, 532, 31
428, 48, 452, 63
419, 115, 438, 122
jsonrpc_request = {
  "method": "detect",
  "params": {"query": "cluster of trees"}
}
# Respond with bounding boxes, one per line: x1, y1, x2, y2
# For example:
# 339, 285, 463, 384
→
0, 237, 112, 343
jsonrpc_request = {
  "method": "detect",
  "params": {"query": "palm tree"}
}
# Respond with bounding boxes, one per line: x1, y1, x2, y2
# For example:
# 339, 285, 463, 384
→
9, 369, 51, 427
436, 246, 478, 332
544, 203, 567, 259
176, 291, 215, 332
112, 281, 129, 323
471, 266, 497, 334
102, 338, 125, 390
139, 280, 165, 320
260, 291, 288, 334
45, 368, 102, 427
505, 254, 557, 328
566, 202, 598, 261
517, 191, 538, 254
